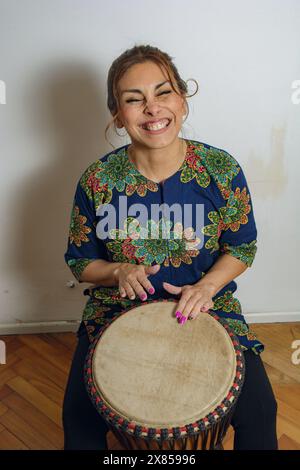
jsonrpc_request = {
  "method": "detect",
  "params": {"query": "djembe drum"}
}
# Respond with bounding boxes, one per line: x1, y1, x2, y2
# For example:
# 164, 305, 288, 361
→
85, 299, 245, 450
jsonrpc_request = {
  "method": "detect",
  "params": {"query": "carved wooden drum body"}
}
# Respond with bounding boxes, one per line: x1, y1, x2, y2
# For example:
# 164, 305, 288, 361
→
85, 299, 245, 450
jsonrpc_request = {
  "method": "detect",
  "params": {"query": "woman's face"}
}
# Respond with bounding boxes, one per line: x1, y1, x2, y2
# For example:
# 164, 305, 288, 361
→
116, 61, 187, 149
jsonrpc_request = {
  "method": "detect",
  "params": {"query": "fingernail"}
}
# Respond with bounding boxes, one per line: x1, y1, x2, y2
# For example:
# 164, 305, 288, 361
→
140, 293, 147, 301
175, 311, 182, 319
148, 287, 155, 294
179, 316, 187, 325
130, 295, 135, 299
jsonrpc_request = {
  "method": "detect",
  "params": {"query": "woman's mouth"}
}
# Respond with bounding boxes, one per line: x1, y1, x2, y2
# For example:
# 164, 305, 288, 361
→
139, 118, 171, 134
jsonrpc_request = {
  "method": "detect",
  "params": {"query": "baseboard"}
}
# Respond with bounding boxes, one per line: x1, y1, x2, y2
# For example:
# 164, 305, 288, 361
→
244, 311, 300, 323
0, 320, 80, 335
0, 312, 299, 335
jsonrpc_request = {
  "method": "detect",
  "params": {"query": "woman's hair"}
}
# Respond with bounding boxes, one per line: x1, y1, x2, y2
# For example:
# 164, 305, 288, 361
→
105, 44, 198, 147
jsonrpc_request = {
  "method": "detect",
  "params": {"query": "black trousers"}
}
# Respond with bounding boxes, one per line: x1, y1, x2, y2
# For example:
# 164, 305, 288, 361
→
62, 331, 278, 450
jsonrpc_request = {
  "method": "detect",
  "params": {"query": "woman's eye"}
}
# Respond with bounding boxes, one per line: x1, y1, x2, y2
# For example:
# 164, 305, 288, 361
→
126, 90, 172, 103
159, 90, 171, 97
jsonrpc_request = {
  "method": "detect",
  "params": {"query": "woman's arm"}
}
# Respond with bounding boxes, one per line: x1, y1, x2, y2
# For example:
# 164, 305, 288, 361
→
64, 178, 118, 284
163, 253, 249, 322
79, 259, 122, 286
80, 260, 161, 300
81, 253, 247, 294
195, 253, 248, 297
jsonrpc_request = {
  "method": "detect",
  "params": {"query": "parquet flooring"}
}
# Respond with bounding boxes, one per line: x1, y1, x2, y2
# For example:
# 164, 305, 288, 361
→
0, 322, 299, 450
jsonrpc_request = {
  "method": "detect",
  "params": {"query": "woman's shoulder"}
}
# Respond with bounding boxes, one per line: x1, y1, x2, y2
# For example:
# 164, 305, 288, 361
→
76, 144, 129, 207
79, 144, 127, 182
187, 139, 243, 198
188, 138, 240, 166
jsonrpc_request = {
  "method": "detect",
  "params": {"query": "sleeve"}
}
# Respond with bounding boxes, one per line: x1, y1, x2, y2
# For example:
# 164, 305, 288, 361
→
64, 179, 109, 283
218, 160, 258, 267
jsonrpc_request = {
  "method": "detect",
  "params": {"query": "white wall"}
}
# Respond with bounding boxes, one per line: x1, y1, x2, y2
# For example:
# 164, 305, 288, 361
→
0, 0, 299, 332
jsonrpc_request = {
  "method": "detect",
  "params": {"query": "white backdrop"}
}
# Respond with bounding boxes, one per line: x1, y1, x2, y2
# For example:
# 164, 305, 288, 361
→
0, 0, 299, 332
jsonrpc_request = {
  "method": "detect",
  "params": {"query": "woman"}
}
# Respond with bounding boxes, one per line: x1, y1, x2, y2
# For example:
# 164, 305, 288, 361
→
63, 44, 278, 450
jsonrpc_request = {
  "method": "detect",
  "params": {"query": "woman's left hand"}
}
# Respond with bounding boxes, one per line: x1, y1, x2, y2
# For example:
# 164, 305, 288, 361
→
162, 281, 215, 324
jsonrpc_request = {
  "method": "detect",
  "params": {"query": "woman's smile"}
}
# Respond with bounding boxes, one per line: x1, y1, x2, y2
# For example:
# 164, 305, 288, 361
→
139, 118, 172, 135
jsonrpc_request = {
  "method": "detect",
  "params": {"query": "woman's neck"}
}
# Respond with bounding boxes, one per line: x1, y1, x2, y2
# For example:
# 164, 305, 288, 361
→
127, 138, 187, 184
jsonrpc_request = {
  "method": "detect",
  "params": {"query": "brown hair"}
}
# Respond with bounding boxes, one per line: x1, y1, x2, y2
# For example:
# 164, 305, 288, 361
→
105, 44, 198, 148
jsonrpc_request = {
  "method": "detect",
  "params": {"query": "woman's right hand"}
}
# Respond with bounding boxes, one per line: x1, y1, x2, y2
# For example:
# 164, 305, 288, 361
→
113, 263, 161, 301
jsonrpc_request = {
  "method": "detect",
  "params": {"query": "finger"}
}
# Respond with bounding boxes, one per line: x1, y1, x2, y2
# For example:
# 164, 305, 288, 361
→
122, 281, 136, 300
128, 278, 148, 301
163, 282, 182, 295
137, 273, 155, 295
175, 291, 193, 325
119, 285, 126, 297
189, 300, 205, 320
200, 301, 214, 312
182, 294, 203, 320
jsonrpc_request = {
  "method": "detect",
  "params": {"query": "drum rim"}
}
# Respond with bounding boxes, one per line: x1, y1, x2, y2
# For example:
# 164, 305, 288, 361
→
84, 298, 245, 442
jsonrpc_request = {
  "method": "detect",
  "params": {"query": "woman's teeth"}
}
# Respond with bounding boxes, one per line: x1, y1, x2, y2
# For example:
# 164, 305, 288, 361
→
142, 119, 170, 131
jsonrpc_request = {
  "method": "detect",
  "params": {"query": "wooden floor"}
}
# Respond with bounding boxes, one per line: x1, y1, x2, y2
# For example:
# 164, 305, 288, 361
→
0, 322, 299, 450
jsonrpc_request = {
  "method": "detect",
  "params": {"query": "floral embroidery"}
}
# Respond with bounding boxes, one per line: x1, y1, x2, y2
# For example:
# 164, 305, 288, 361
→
96, 149, 160, 197
80, 161, 112, 208
180, 142, 241, 199
220, 240, 257, 267
90, 286, 132, 306
202, 211, 227, 253
222, 187, 251, 231
126, 178, 159, 197
225, 318, 260, 343
98, 151, 138, 192
83, 287, 147, 323
200, 148, 240, 198
202, 187, 253, 256
69, 205, 91, 246
132, 219, 174, 265
212, 290, 242, 314
67, 258, 96, 281
82, 300, 112, 321
180, 142, 211, 188
164, 222, 201, 267
106, 217, 200, 267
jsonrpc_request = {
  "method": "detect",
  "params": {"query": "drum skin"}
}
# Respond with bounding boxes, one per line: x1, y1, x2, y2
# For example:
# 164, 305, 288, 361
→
85, 299, 245, 450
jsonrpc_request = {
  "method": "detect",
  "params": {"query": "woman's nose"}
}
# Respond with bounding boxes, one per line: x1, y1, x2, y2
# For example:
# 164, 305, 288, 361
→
144, 98, 162, 114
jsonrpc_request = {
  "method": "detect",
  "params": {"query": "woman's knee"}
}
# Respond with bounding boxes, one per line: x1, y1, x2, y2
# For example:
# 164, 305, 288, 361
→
232, 351, 278, 427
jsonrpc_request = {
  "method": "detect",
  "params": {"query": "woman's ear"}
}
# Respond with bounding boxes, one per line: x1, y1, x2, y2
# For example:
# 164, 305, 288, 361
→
182, 99, 188, 117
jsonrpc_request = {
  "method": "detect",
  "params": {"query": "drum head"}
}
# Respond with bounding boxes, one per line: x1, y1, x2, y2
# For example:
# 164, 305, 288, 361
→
90, 300, 239, 429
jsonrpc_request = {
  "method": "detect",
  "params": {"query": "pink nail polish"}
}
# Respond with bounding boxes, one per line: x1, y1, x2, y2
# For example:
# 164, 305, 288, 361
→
140, 293, 147, 301
180, 316, 187, 325
148, 287, 155, 294
175, 311, 182, 319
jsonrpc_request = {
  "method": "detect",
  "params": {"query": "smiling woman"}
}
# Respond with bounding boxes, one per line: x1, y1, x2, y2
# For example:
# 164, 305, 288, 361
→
104, 51, 197, 183
105, 45, 196, 140
62, 44, 278, 451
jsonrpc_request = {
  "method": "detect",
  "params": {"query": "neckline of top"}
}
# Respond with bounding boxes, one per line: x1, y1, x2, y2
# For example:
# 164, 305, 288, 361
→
123, 138, 192, 186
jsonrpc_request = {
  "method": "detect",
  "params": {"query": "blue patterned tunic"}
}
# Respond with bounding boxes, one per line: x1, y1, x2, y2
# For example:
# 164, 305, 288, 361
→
64, 139, 264, 354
